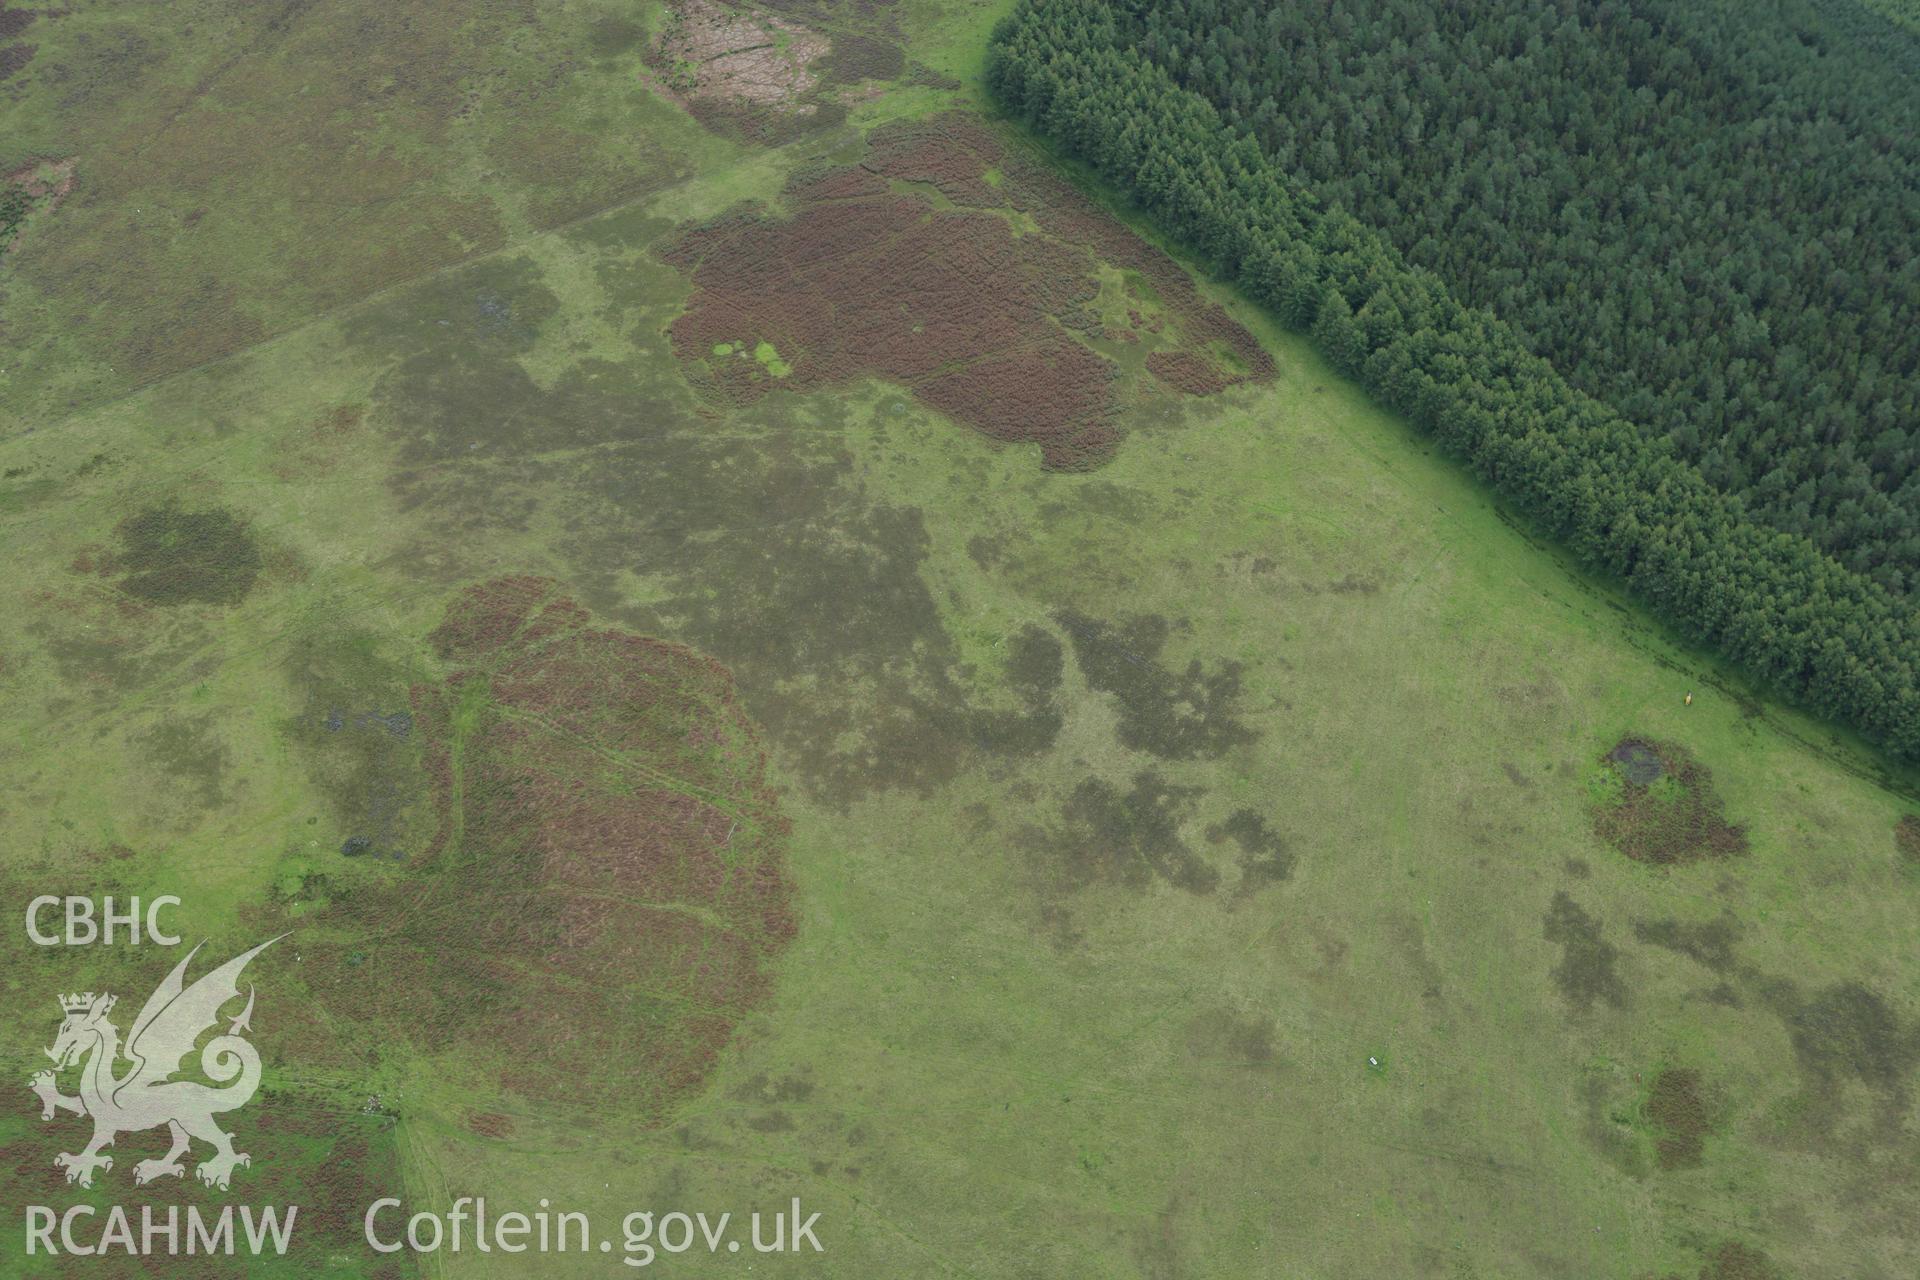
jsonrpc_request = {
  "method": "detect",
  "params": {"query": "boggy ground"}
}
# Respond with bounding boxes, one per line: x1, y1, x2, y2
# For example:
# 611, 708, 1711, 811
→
1, 2, 1918, 1278
664, 114, 1272, 469
269, 577, 795, 1120
1591, 737, 1749, 865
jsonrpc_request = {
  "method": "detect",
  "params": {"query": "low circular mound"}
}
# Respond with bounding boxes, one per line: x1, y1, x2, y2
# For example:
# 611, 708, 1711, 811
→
1591, 738, 1747, 866
297, 578, 794, 1119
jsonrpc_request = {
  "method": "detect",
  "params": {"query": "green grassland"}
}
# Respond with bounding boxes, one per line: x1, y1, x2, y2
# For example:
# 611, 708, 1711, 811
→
2, 1, 1917, 1277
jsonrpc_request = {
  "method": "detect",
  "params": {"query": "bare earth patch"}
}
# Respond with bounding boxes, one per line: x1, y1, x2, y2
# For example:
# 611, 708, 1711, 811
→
646, 0, 830, 137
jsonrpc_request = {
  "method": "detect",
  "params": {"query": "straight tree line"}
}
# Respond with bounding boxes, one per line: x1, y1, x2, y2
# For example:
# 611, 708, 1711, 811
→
987, 0, 1920, 763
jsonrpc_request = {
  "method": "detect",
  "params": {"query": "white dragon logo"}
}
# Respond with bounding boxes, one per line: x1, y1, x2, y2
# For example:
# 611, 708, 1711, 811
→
28, 937, 280, 1191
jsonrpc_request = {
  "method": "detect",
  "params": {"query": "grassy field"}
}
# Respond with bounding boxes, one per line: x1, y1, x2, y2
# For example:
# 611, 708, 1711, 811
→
2, 2, 1917, 1277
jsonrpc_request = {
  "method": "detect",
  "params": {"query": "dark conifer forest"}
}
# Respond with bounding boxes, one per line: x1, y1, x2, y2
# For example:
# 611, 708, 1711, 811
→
987, 0, 1920, 763
1125, 0, 1920, 591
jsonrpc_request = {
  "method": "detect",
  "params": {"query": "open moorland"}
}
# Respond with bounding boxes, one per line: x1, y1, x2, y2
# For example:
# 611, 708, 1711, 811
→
2, 2, 1917, 1277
